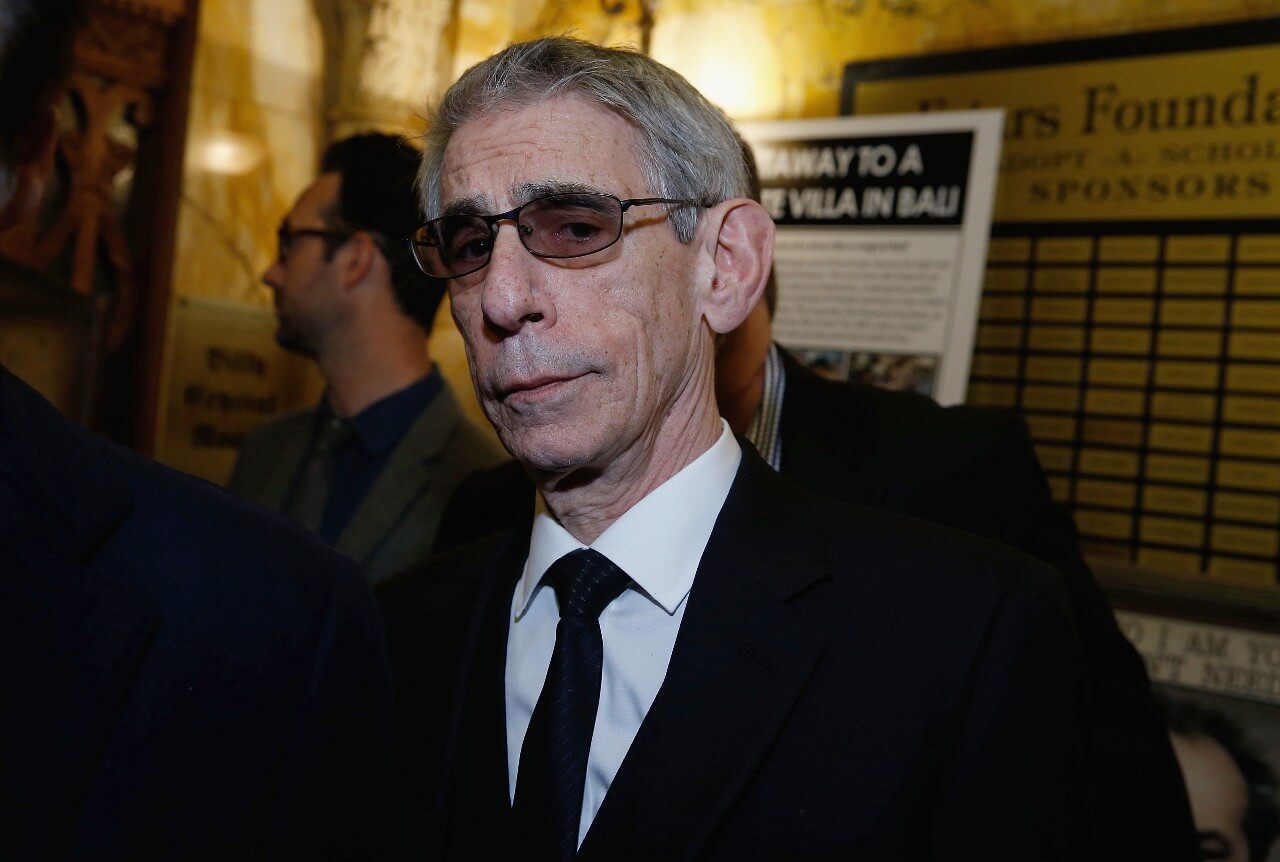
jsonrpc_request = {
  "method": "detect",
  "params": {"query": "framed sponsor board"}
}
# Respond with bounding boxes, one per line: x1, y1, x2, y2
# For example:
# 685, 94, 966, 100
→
843, 18, 1280, 615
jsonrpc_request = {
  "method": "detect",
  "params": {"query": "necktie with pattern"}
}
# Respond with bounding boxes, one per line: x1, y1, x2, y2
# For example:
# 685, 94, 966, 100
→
513, 547, 633, 861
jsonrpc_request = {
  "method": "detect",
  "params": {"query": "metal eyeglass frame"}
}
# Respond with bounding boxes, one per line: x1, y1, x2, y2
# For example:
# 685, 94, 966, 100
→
406, 192, 702, 280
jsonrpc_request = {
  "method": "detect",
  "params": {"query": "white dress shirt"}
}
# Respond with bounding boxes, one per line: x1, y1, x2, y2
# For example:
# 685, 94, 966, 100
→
505, 421, 742, 847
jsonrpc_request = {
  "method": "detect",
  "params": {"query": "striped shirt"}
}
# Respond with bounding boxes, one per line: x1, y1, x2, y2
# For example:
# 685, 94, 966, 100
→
743, 342, 786, 471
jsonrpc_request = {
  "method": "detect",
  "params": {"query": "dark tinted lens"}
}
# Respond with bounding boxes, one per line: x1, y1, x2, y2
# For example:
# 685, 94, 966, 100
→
521, 194, 621, 258
276, 226, 290, 261
414, 216, 492, 277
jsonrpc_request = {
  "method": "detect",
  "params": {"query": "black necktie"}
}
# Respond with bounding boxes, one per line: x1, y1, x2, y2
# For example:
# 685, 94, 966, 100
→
513, 548, 632, 861
286, 415, 352, 534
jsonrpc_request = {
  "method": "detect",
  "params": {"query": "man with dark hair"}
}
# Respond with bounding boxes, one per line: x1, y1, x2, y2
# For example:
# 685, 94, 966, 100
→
381, 36, 1092, 860
0, 3, 401, 858
1165, 696, 1280, 862
231, 132, 503, 583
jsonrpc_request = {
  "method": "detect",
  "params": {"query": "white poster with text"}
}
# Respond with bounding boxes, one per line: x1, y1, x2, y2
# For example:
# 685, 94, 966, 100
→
741, 110, 1003, 404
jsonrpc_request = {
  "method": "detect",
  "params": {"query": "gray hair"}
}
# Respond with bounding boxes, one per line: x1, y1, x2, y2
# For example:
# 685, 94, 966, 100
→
418, 37, 750, 243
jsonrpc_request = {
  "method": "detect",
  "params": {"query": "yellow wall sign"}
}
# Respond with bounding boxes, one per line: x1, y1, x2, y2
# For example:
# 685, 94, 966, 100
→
847, 24, 1280, 223
154, 297, 322, 485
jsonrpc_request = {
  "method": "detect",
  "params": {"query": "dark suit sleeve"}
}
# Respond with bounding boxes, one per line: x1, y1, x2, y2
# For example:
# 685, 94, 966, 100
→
226, 420, 274, 498
433, 459, 531, 555
785, 357, 1194, 857
272, 571, 409, 861
929, 562, 1094, 861
948, 415, 1198, 861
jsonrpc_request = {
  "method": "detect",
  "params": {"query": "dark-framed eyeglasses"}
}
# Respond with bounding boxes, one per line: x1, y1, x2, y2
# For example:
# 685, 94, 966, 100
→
276, 222, 352, 263
407, 192, 702, 280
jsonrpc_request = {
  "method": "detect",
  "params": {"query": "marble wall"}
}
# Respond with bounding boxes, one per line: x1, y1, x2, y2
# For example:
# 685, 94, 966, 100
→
174, 0, 324, 308
452, 0, 1280, 120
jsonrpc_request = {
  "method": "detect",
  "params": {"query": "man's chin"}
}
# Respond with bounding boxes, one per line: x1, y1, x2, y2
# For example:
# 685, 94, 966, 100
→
274, 329, 317, 358
496, 425, 596, 476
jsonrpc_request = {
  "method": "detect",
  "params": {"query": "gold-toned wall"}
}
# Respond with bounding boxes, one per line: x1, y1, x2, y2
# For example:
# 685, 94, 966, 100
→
174, 0, 325, 308
454, 0, 1280, 121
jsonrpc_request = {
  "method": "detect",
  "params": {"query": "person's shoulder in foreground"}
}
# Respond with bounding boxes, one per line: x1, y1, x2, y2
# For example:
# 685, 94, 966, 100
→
0, 366, 403, 861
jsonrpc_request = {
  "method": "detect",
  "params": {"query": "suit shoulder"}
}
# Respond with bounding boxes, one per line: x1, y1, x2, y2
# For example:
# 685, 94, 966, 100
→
380, 528, 502, 604
802, 379, 1033, 481
769, 465, 1063, 607
434, 458, 530, 553
451, 458, 528, 505
105, 439, 365, 602
377, 527, 514, 655
0, 368, 368, 634
447, 410, 508, 468
240, 405, 315, 450
841, 379, 1019, 443
783, 348, 1018, 440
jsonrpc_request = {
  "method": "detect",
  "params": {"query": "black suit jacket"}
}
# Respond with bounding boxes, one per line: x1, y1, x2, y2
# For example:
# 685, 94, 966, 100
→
382, 447, 1092, 860
0, 367, 402, 861
773, 349, 1196, 861
431, 348, 1197, 860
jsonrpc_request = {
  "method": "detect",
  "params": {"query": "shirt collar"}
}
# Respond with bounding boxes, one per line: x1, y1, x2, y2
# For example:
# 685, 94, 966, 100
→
516, 420, 742, 619
743, 342, 786, 471
320, 368, 441, 455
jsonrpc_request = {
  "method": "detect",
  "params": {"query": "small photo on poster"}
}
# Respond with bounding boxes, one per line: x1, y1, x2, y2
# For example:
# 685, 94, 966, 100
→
1154, 687, 1280, 862
790, 349, 850, 381
849, 352, 936, 396
792, 348, 937, 397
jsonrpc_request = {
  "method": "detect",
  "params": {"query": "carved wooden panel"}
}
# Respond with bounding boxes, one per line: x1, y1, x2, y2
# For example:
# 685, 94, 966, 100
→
0, 0, 196, 446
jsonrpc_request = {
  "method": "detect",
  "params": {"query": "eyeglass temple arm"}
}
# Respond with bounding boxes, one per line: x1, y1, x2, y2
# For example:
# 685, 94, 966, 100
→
619, 197, 702, 211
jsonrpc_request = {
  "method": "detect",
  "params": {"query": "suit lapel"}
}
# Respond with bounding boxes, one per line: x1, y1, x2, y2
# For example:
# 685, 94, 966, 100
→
437, 525, 528, 861
0, 367, 161, 848
579, 451, 827, 861
258, 411, 314, 511
335, 385, 462, 564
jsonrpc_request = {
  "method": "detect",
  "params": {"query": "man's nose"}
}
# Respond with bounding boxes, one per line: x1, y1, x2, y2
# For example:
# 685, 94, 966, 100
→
262, 259, 283, 290
480, 223, 552, 334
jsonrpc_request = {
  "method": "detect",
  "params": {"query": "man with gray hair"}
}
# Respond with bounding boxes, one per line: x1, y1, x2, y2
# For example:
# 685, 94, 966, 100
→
380, 36, 1092, 860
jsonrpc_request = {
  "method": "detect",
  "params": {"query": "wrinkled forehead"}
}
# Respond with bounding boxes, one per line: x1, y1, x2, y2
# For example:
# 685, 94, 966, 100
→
439, 95, 651, 214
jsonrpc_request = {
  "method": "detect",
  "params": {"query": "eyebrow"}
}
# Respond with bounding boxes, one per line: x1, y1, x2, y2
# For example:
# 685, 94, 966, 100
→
440, 195, 489, 219
439, 179, 613, 219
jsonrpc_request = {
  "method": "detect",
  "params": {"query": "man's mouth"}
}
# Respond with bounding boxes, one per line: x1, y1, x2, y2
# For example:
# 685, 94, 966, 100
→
498, 372, 588, 402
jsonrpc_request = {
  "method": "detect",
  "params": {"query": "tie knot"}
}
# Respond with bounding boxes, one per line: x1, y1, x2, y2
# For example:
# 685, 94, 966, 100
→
545, 548, 631, 621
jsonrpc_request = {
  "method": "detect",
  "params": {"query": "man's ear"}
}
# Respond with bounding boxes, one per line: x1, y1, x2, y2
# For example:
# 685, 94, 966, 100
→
338, 230, 380, 290
697, 198, 775, 335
